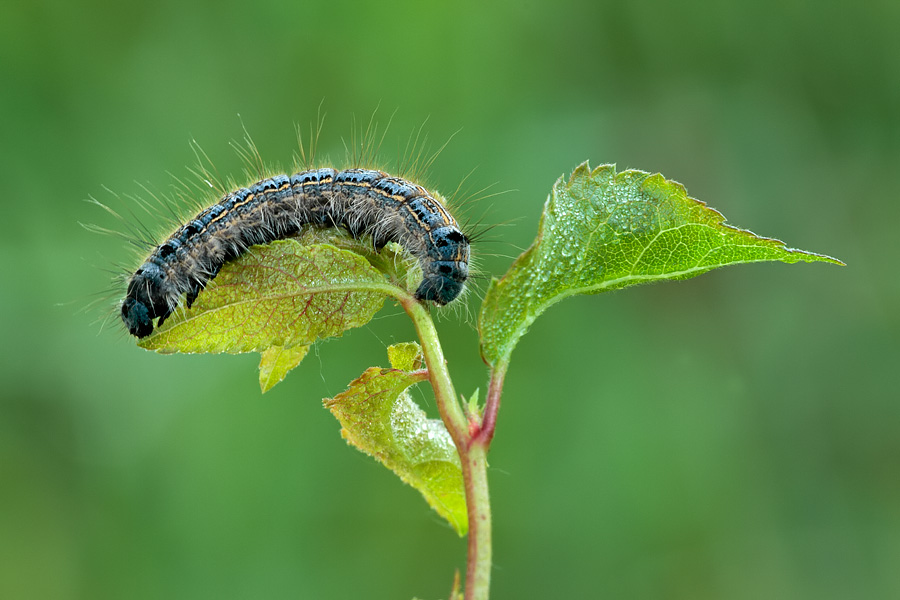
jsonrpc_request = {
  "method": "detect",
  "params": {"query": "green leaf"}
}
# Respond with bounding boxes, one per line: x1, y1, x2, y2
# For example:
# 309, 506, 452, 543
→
324, 343, 467, 535
465, 388, 481, 419
386, 341, 425, 372
258, 344, 310, 393
139, 239, 399, 356
479, 162, 844, 366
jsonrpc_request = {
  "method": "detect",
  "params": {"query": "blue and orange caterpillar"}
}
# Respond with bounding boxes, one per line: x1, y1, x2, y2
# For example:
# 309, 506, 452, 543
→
122, 167, 471, 338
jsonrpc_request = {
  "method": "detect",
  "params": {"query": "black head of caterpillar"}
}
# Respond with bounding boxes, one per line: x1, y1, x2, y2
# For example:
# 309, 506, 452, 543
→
120, 168, 471, 338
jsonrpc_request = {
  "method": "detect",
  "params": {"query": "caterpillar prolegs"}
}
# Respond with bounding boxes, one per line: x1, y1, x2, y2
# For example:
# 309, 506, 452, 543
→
121, 167, 470, 338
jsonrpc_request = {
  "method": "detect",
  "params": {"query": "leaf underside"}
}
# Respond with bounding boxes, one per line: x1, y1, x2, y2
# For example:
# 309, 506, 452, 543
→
258, 344, 310, 393
479, 162, 843, 366
138, 238, 406, 389
324, 343, 468, 536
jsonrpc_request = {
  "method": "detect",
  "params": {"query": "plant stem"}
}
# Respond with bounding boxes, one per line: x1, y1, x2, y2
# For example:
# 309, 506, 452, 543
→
475, 360, 508, 448
399, 295, 492, 600
462, 439, 491, 600
399, 296, 467, 445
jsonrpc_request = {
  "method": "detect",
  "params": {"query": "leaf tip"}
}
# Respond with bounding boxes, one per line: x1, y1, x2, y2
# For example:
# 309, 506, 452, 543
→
258, 344, 310, 393
568, 160, 592, 181
802, 251, 846, 266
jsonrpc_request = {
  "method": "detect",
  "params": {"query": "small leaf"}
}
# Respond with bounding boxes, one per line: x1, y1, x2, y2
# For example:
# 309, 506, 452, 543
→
479, 162, 843, 366
387, 341, 425, 372
139, 239, 399, 354
465, 388, 481, 420
324, 343, 467, 535
258, 344, 310, 393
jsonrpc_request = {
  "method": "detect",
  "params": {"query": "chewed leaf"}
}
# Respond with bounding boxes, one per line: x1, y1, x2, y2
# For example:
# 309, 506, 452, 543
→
258, 344, 310, 393
324, 343, 467, 535
139, 240, 400, 354
479, 162, 843, 366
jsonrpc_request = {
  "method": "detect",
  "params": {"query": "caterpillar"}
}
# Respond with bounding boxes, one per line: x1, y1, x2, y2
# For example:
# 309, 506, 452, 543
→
121, 167, 471, 338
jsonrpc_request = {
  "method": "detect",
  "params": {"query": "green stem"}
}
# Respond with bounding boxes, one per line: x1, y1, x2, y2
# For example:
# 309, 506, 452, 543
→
399, 296, 467, 445
399, 295, 492, 600
461, 440, 492, 600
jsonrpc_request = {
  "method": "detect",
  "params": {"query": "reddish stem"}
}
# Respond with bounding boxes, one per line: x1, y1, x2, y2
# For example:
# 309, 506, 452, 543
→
474, 362, 507, 448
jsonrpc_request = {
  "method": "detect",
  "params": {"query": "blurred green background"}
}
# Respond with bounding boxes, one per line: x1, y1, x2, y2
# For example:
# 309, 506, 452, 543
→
2, 0, 897, 598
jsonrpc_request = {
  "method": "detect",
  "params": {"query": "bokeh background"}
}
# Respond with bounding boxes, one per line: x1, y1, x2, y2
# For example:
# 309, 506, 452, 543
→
2, 1, 897, 598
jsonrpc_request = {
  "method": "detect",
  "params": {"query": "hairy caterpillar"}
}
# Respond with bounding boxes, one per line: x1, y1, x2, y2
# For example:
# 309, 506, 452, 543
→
121, 167, 471, 338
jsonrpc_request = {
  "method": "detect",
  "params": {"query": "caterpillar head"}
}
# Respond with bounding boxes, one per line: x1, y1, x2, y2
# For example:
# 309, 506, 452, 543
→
121, 296, 153, 338
121, 262, 166, 338
416, 260, 469, 305
414, 225, 471, 305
